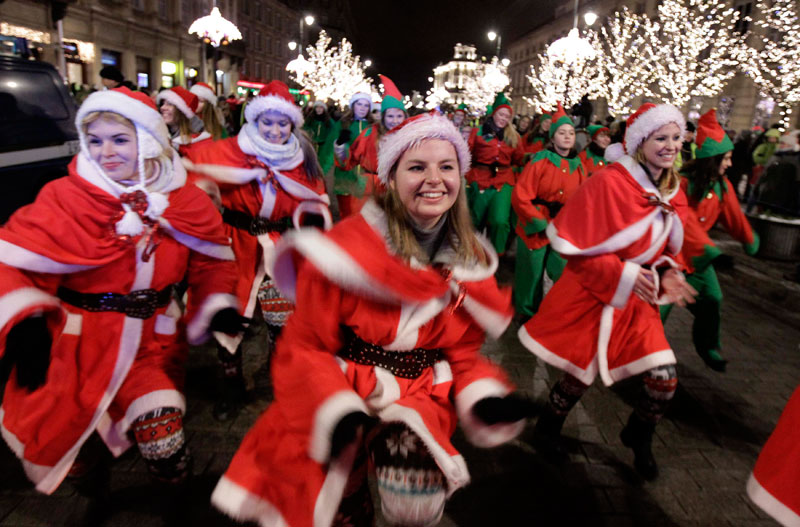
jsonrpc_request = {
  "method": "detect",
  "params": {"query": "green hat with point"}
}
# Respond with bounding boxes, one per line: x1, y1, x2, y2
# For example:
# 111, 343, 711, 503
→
548, 102, 574, 138
694, 109, 734, 159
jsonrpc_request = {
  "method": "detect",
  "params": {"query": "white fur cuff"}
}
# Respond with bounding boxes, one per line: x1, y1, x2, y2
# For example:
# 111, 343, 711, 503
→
455, 378, 524, 448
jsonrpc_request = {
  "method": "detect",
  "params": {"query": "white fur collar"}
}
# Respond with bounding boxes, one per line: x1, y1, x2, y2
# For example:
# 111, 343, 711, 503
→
617, 155, 679, 202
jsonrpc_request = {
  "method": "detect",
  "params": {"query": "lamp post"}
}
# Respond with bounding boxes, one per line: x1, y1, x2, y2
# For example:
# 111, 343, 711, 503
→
188, 2, 242, 88
299, 15, 315, 53
546, 0, 596, 65
487, 30, 501, 56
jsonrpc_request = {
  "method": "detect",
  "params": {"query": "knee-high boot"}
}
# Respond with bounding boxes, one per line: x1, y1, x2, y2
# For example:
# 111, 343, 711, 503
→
620, 412, 659, 480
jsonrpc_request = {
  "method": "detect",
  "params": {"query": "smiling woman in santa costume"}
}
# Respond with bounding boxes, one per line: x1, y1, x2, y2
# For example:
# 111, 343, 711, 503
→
0, 87, 245, 494
210, 112, 536, 527
183, 80, 331, 420
519, 103, 704, 481
157, 85, 213, 157
334, 74, 408, 217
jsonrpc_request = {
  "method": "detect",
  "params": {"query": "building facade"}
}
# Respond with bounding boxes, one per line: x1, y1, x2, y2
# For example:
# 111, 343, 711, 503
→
506, 0, 800, 131
237, 0, 303, 89
432, 43, 479, 105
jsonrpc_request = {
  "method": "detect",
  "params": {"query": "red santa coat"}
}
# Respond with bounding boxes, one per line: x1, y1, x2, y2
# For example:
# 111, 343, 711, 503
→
211, 200, 523, 527
518, 155, 701, 386
512, 150, 587, 250
0, 154, 237, 494
465, 128, 526, 190
680, 176, 758, 273
747, 384, 800, 527
174, 131, 213, 158
339, 123, 382, 195
185, 133, 331, 351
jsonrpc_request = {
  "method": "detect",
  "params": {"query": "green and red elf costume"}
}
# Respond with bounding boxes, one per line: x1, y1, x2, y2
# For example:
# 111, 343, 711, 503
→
465, 92, 526, 254
319, 92, 374, 217
521, 109, 552, 156
303, 101, 332, 155
660, 109, 760, 372
335, 75, 406, 217
579, 124, 609, 177
511, 103, 586, 317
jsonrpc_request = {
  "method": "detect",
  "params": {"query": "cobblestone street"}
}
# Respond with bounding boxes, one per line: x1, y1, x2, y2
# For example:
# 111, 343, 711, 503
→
2, 231, 798, 526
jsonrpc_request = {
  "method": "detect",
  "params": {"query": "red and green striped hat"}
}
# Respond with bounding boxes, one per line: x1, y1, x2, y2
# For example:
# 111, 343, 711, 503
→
695, 109, 733, 159
549, 102, 574, 138
491, 92, 512, 115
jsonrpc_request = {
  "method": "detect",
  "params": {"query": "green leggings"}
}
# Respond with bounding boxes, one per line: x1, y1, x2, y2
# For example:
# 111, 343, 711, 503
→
513, 240, 567, 317
660, 265, 723, 355
467, 182, 513, 254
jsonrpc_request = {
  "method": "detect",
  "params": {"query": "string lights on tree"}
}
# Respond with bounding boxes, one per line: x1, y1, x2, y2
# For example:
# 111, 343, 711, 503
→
737, 0, 800, 129
586, 7, 655, 117
524, 47, 604, 112
640, 0, 744, 108
461, 57, 510, 115
287, 30, 372, 108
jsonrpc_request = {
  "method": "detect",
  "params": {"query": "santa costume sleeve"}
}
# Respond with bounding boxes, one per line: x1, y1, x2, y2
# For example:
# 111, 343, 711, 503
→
338, 127, 369, 172
719, 178, 760, 255
512, 160, 550, 235
0, 264, 64, 355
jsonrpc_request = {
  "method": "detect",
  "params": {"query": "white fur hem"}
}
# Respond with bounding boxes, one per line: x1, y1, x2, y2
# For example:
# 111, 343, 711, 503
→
747, 473, 800, 527
293, 200, 333, 230
187, 293, 240, 345
159, 219, 235, 260
211, 476, 290, 527
610, 261, 640, 309
518, 325, 599, 386
308, 390, 369, 464
455, 378, 524, 448
0, 240, 98, 274
0, 287, 61, 336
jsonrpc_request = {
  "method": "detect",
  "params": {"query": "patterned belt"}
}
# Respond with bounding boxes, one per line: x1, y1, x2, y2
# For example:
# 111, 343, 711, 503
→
57, 285, 175, 319
337, 326, 443, 379
221, 207, 292, 236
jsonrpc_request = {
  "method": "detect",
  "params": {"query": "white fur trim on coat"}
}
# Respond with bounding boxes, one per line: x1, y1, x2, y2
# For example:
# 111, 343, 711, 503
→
455, 378, 524, 448
186, 293, 239, 345
244, 94, 304, 129
610, 261, 641, 309
0, 287, 61, 336
625, 104, 685, 155
308, 390, 369, 464
0, 240, 98, 274
292, 200, 333, 230
211, 476, 290, 527
377, 113, 471, 185
156, 89, 196, 119
746, 473, 800, 527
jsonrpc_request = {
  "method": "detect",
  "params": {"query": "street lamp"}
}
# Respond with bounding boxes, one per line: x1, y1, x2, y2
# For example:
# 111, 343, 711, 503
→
364, 59, 372, 68
487, 30, 501, 56
584, 11, 598, 26
188, 2, 241, 88
501, 57, 511, 67
546, 0, 596, 64
299, 14, 315, 52
288, 41, 297, 51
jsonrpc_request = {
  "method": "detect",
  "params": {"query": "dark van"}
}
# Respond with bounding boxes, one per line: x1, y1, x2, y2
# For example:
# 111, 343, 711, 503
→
0, 55, 79, 223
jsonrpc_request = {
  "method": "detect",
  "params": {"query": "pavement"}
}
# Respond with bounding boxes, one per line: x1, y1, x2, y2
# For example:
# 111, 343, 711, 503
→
1, 229, 799, 527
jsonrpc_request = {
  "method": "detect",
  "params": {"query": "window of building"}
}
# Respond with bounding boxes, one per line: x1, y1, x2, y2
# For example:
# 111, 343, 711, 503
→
254, 1, 261, 20
266, 36, 272, 55
181, 0, 194, 26
101, 49, 121, 67
242, 1, 250, 15
132, 0, 145, 11
157, 0, 168, 20
255, 30, 262, 51
255, 61, 262, 79
266, 63, 272, 79
734, 1, 752, 34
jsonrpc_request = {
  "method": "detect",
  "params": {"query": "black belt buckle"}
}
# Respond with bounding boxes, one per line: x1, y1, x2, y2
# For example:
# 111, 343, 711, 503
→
117, 288, 160, 319
248, 216, 269, 236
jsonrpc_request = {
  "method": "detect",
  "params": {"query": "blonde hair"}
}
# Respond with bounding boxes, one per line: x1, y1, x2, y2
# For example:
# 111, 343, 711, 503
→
634, 149, 681, 195
81, 110, 135, 132
199, 103, 224, 140
173, 110, 194, 144
377, 165, 487, 267
503, 122, 520, 148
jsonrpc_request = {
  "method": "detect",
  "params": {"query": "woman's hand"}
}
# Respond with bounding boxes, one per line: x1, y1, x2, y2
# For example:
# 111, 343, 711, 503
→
633, 268, 659, 304
660, 268, 698, 307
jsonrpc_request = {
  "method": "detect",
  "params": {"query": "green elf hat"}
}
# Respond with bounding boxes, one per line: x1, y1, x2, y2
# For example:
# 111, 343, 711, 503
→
491, 92, 512, 115
379, 74, 405, 113
694, 108, 733, 159
548, 102, 574, 138
586, 124, 610, 139
454, 103, 468, 115
539, 107, 552, 122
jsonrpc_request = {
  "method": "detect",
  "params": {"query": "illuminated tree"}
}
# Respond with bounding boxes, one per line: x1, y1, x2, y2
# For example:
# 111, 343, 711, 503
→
524, 47, 603, 112
287, 30, 372, 108
461, 57, 510, 115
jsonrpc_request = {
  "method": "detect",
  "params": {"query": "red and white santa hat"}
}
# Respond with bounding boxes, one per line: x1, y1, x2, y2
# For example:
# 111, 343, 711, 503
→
377, 112, 471, 185
349, 91, 375, 112
244, 80, 304, 128
156, 86, 199, 119
190, 82, 217, 106
606, 102, 686, 162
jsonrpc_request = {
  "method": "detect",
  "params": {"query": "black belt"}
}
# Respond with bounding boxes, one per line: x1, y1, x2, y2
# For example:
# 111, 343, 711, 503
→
57, 285, 175, 319
531, 197, 564, 217
222, 207, 292, 236
338, 326, 443, 379
473, 162, 501, 177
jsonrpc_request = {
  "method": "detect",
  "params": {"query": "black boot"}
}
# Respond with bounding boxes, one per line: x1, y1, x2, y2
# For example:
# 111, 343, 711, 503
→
698, 348, 727, 372
620, 413, 659, 481
213, 346, 249, 422
531, 409, 568, 464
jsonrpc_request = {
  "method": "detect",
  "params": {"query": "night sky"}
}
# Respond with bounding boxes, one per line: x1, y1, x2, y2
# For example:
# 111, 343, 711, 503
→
346, 0, 556, 96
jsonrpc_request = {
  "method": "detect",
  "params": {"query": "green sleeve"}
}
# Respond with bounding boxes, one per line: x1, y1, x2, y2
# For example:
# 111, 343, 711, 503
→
318, 120, 340, 175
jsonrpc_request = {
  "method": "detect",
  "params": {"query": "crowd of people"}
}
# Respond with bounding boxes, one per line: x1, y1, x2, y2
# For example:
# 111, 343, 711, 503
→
1, 62, 799, 527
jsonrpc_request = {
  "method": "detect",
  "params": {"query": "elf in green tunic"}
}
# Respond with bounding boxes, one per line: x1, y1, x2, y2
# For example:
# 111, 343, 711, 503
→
464, 92, 526, 254
511, 103, 587, 317
319, 92, 374, 217
578, 124, 611, 177
303, 101, 332, 155
661, 109, 760, 372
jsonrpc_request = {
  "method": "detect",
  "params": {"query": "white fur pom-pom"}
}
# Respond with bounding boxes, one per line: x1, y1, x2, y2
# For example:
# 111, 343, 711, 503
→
605, 142, 625, 163
116, 207, 144, 236
145, 192, 169, 220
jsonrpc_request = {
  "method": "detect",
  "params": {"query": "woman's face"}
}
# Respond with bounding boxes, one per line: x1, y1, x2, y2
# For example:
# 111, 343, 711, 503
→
640, 123, 682, 171
257, 110, 293, 145
518, 116, 531, 132
383, 108, 406, 131
594, 131, 611, 149
314, 104, 325, 115
86, 117, 139, 182
352, 99, 370, 120
552, 124, 576, 152
540, 118, 552, 132
391, 139, 460, 230
196, 100, 206, 113
718, 151, 733, 175
160, 101, 177, 126
492, 107, 511, 129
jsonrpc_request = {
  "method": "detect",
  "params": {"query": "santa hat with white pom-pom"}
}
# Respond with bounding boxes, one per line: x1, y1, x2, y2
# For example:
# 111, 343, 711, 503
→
76, 86, 181, 237
605, 102, 685, 163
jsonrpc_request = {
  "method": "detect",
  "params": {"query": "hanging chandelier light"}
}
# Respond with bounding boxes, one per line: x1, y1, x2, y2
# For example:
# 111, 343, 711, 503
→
188, 5, 242, 47
286, 54, 314, 80
546, 0, 596, 64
